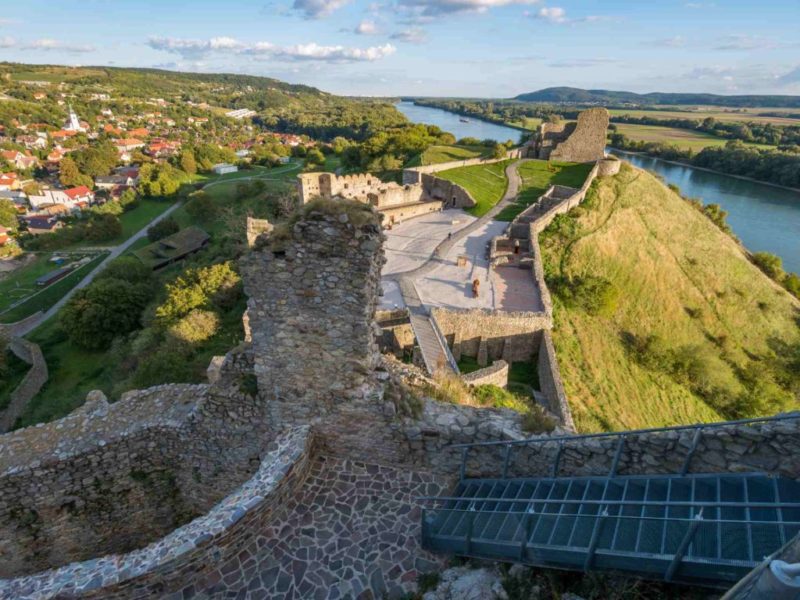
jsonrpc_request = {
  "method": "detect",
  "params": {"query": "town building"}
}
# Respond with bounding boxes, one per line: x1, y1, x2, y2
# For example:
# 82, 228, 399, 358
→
212, 163, 238, 175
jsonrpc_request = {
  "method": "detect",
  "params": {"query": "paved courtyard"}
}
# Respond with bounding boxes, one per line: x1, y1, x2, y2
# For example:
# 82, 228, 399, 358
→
382, 209, 474, 276
200, 456, 449, 599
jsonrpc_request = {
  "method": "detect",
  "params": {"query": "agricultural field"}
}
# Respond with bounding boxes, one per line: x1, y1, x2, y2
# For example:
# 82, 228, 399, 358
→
506, 116, 543, 130
406, 144, 492, 167
496, 160, 594, 221
609, 107, 800, 126
612, 123, 774, 152
434, 160, 510, 216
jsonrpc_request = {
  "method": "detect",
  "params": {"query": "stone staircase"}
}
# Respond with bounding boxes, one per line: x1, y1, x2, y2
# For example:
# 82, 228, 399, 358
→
409, 313, 459, 377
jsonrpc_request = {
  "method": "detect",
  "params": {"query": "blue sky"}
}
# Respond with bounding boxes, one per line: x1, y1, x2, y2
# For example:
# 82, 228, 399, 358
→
0, 0, 798, 97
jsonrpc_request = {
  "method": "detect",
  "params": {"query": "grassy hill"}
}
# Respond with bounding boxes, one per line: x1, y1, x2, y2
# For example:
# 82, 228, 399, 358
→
539, 163, 800, 433
434, 160, 510, 216
405, 144, 492, 167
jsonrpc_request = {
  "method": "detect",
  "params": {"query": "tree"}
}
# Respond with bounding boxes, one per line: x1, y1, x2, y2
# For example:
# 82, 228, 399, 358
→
179, 150, 197, 175
185, 191, 218, 222
85, 213, 122, 242
155, 262, 241, 326
0, 199, 18, 229
147, 216, 179, 241
305, 148, 325, 166
96, 256, 153, 285
59, 156, 92, 188
61, 279, 151, 350
491, 142, 507, 159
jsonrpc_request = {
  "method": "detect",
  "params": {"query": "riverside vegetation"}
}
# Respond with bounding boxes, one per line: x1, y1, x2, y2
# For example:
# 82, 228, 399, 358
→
538, 163, 800, 432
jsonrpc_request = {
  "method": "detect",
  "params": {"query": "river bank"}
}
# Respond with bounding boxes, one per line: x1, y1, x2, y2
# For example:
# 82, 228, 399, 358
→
610, 148, 800, 195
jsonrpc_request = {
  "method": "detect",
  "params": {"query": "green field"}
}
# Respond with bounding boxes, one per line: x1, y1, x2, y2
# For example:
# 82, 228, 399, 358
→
507, 117, 543, 130
496, 160, 594, 221
434, 160, 511, 216
0, 254, 55, 312
406, 144, 492, 167
613, 123, 774, 152
0, 253, 107, 323
539, 164, 800, 433
609, 107, 800, 126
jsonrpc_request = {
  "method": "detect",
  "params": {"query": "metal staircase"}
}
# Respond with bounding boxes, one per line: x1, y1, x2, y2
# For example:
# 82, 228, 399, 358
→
409, 313, 459, 376
420, 415, 800, 588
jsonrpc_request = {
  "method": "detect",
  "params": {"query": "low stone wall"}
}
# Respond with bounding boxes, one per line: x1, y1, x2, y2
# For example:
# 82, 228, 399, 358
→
402, 150, 520, 184
462, 413, 800, 481
431, 307, 549, 366
462, 360, 509, 388
381, 198, 444, 225
420, 173, 477, 209
0, 427, 314, 599
0, 338, 48, 433
536, 331, 575, 431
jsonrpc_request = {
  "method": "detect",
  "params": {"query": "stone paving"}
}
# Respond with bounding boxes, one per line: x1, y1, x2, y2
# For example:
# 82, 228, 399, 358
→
202, 455, 451, 600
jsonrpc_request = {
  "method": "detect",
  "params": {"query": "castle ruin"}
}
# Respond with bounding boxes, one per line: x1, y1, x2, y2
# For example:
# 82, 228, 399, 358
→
531, 106, 609, 162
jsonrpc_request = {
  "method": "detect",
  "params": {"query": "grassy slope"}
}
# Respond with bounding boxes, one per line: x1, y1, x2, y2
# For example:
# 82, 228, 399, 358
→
434, 160, 510, 216
406, 144, 492, 167
497, 160, 594, 221
541, 164, 800, 432
614, 123, 774, 151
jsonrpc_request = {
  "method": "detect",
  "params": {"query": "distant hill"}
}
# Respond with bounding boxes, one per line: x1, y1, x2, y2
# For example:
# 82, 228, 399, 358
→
514, 87, 800, 108
539, 163, 800, 433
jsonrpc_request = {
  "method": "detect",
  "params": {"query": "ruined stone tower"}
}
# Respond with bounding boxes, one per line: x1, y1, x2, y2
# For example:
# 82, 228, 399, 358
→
240, 201, 385, 422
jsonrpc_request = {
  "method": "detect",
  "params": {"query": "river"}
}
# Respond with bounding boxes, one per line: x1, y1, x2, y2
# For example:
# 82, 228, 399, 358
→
610, 150, 800, 273
395, 101, 524, 144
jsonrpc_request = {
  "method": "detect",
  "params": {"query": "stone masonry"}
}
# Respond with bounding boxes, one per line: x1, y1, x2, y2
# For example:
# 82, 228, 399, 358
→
533, 107, 609, 162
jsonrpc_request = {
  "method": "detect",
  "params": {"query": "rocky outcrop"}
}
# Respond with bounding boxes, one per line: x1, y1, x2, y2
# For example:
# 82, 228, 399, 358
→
422, 566, 508, 600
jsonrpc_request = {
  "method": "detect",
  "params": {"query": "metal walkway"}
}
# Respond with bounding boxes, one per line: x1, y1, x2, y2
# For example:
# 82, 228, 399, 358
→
420, 415, 800, 588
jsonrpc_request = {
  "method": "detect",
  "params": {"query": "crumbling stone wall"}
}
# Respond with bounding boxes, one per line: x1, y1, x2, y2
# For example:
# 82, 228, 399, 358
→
431, 307, 549, 365
536, 331, 575, 431
402, 150, 521, 184
0, 338, 47, 433
534, 108, 609, 162
420, 173, 477, 209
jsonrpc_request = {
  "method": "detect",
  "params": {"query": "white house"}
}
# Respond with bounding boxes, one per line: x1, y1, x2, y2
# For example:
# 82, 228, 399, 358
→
211, 163, 238, 175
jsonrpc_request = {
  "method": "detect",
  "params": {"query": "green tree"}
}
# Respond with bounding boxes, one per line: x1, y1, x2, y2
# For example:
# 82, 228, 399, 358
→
147, 216, 179, 242
155, 262, 241, 326
751, 252, 784, 280
185, 191, 218, 222
0, 199, 18, 229
61, 279, 151, 350
85, 213, 122, 242
491, 142, 507, 159
96, 256, 153, 285
179, 150, 197, 175
306, 148, 325, 166
59, 156, 92, 188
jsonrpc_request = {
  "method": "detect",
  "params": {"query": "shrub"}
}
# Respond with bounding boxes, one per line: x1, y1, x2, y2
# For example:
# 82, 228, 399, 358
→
185, 191, 219, 223
155, 262, 241, 326
551, 275, 619, 316
85, 213, 122, 242
96, 256, 153, 285
751, 251, 784, 280
167, 309, 221, 345
147, 216, 179, 242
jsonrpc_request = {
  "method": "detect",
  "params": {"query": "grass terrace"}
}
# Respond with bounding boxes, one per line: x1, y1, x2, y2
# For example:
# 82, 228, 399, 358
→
406, 144, 493, 167
434, 159, 511, 217
496, 160, 594, 221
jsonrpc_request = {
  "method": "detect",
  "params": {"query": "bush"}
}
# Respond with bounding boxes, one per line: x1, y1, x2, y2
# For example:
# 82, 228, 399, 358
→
185, 191, 219, 223
167, 309, 221, 345
155, 262, 241, 326
751, 251, 784, 280
85, 213, 122, 242
147, 216, 179, 242
96, 256, 153, 285
551, 275, 619, 316
61, 279, 151, 350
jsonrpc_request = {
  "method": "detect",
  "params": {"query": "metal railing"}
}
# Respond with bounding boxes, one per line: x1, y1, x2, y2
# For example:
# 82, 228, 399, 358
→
452, 412, 800, 481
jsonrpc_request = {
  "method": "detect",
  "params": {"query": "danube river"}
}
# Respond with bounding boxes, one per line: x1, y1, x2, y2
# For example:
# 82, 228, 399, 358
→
395, 101, 523, 144
611, 151, 800, 273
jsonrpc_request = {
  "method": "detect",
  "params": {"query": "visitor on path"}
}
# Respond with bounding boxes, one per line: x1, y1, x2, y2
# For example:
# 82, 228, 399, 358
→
472, 278, 480, 298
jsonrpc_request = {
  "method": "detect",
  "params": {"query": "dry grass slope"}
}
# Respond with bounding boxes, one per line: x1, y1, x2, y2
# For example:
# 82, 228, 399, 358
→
541, 163, 800, 433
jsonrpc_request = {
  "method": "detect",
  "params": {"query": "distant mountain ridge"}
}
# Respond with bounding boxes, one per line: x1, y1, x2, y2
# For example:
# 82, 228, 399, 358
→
513, 87, 800, 108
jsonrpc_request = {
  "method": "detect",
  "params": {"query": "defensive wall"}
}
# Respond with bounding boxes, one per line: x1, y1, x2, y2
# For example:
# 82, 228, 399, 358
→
0, 337, 48, 433
401, 149, 522, 183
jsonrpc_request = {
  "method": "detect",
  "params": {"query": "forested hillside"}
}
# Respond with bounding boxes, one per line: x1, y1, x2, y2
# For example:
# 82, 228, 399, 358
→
539, 163, 800, 432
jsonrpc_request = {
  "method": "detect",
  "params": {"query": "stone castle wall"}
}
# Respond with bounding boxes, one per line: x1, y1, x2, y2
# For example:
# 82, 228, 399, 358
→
0, 338, 48, 433
462, 413, 800, 481
0, 427, 314, 599
419, 173, 477, 209
534, 108, 609, 163
462, 360, 509, 388
536, 331, 575, 431
402, 149, 522, 184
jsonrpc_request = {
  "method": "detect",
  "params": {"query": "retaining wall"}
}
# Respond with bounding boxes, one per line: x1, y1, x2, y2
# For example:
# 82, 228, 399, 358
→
462, 360, 509, 388
536, 331, 575, 431
0, 338, 48, 433
402, 149, 521, 184
0, 427, 314, 599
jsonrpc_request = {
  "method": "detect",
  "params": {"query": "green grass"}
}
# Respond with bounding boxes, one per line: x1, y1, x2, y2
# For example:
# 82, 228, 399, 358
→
434, 160, 511, 217
539, 163, 800, 433
457, 355, 481, 374
0, 350, 31, 411
613, 123, 774, 152
0, 254, 54, 312
406, 144, 492, 168
507, 117, 543, 130
116, 200, 176, 241
496, 160, 594, 221
0, 253, 107, 323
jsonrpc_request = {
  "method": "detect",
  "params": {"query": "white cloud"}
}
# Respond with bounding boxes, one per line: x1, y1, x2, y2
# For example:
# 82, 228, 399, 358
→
355, 20, 379, 34
548, 57, 618, 68
397, 0, 540, 18
777, 65, 800, 85
148, 36, 396, 63
292, 0, 350, 18
390, 27, 428, 44
651, 35, 685, 48
0, 36, 15, 48
24, 39, 96, 53
712, 34, 794, 51
535, 6, 566, 22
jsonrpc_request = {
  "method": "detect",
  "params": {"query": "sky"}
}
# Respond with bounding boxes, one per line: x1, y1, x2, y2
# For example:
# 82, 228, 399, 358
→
0, 0, 798, 97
